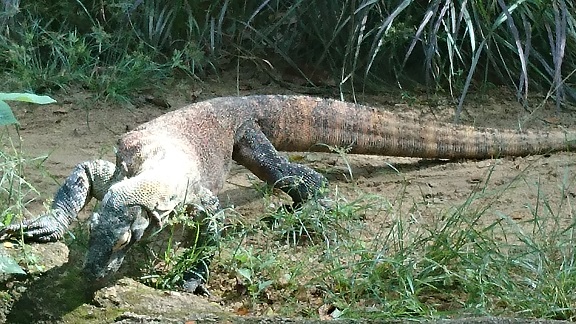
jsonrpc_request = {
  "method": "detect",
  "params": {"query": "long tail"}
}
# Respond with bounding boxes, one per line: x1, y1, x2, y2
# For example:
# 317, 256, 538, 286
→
259, 95, 575, 159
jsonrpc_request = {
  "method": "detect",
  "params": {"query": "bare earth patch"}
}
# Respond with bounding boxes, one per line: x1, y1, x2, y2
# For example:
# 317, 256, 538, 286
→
1, 76, 576, 323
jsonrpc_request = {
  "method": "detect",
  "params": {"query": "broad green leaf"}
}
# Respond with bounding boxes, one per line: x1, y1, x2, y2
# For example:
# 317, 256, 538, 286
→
258, 280, 273, 292
0, 92, 56, 105
0, 254, 26, 274
237, 268, 252, 282
0, 100, 19, 126
2, 213, 15, 227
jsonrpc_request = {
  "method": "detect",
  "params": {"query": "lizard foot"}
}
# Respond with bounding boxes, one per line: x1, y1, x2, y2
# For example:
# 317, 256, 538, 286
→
281, 196, 336, 214
180, 259, 212, 296
182, 278, 211, 296
0, 214, 66, 242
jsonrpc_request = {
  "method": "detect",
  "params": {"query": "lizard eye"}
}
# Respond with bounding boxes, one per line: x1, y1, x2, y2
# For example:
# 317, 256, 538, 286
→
113, 231, 132, 251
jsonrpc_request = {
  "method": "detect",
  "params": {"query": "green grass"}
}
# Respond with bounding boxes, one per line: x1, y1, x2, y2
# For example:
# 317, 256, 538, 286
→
168, 158, 576, 320
0, 91, 54, 230
0, 22, 172, 102
0, 137, 39, 220
0, 92, 56, 276
0, 132, 47, 274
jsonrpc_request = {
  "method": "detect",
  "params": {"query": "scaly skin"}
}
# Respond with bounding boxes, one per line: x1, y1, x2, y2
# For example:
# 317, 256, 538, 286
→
1, 95, 575, 294
2, 160, 121, 242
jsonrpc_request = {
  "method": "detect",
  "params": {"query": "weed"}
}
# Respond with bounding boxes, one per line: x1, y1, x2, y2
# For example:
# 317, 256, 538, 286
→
139, 204, 227, 291
0, 92, 54, 274
0, 140, 46, 274
262, 192, 376, 247
231, 246, 276, 301
308, 161, 576, 320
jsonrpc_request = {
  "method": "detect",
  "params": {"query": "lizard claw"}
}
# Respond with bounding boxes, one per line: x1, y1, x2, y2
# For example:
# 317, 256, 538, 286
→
0, 214, 66, 243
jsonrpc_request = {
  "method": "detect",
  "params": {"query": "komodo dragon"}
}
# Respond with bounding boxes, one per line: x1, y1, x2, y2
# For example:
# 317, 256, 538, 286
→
1, 95, 575, 294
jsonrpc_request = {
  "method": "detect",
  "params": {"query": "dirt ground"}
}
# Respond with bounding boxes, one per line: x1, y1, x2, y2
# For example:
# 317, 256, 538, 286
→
2, 73, 576, 323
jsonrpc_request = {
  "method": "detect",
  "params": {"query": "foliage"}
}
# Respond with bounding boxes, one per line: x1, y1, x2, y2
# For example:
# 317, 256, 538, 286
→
0, 254, 25, 275
139, 205, 226, 291
228, 0, 576, 115
0, 144, 43, 275
0, 1, 574, 110
0, 92, 54, 274
0, 92, 56, 126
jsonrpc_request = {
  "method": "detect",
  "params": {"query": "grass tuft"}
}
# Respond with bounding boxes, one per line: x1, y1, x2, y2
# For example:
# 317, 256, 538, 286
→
183, 154, 576, 319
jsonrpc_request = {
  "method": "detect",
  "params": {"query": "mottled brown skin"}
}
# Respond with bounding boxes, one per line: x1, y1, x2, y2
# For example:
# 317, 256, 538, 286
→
126, 95, 575, 197
252, 96, 573, 158
2, 94, 575, 295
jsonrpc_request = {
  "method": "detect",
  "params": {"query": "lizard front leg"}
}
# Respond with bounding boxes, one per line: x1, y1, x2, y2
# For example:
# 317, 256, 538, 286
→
0, 160, 121, 242
232, 122, 328, 207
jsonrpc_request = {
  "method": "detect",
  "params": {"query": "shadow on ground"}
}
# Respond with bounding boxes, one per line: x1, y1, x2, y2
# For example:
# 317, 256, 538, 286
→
5, 245, 92, 323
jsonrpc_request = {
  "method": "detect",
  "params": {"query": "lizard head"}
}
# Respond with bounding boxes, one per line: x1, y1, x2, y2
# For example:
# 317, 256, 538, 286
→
82, 204, 151, 284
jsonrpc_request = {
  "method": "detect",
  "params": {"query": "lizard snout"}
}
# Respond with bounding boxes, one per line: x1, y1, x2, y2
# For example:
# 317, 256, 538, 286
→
82, 249, 127, 285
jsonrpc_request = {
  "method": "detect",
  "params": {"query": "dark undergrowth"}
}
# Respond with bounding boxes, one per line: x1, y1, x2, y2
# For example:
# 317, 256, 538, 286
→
0, 0, 574, 113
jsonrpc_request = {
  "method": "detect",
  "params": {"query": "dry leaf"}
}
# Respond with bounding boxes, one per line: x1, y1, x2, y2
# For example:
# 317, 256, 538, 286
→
235, 306, 249, 316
